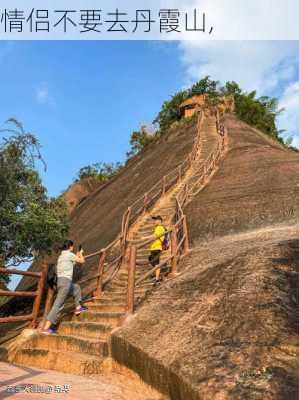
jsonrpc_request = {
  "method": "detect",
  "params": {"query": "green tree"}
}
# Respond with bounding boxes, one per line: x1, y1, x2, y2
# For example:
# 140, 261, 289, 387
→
77, 162, 122, 182
191, 76, 219, 96
126, 126, 155, 159
154, 77, 220, 134
220, 81, 242, 97
153, 90, 189, 134
0, 119, 69, 284
221, 81, 284, 143
234, 91, 284, 141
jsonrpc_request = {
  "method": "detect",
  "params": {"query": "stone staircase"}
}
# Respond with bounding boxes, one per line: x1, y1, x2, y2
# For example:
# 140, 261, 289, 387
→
4, 114, 221, 377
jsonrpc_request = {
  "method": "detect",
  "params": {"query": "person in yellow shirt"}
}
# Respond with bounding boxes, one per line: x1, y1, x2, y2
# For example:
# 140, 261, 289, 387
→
148, 215, 166, 284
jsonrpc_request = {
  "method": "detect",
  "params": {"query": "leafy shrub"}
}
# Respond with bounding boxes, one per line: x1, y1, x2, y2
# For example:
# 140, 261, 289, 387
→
221, 81, 284, 143
0, 119, 69, 283
126, 126, 155, 159
77, 162, 123, 182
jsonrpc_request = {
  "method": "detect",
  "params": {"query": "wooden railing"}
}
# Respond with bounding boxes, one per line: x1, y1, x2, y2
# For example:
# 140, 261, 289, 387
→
125, 113, 203, 227
126, 215, 189, 314
181, 109, 227, 203
124, 109, 227, 314
0, 109, 224, 328
9, 111, 204, 327
0, 265, 48, 328
79, 111, 204, 295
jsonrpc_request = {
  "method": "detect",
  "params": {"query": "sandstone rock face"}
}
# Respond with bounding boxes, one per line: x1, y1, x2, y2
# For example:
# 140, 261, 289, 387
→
64, 178, 99, 213
111, 116, 299, 399
186, 114, 299, 244
112, 225, 299, 399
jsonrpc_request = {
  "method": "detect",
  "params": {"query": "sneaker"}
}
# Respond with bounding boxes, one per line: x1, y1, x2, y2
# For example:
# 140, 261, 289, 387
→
74, 305, 88, 316
41, 328, 57, 335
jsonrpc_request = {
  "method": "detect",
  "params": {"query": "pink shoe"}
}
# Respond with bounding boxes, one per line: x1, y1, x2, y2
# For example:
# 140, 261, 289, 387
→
41, 328, 57, 335
75, 305, 88, 316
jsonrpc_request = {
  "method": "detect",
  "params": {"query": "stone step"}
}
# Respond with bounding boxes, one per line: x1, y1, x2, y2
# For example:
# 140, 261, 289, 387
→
92, 295, 127, 304
91, 297, 126, 306
23, 333, 108, 358
143, 215, 174, 223
73, 311, 124, 325
116, 266, 150, 275
136, 253, 168, 260
98, 288, 150, 303
112, 269, 153, 279
106, 273, 151, 284
113, 272, 149, 283
104, 287, 150, 296
146, 206, 174, 214
84, 303, 125, 313
109, 280, 154, 290
58, 321, 113, 340
14, 347, 108, 376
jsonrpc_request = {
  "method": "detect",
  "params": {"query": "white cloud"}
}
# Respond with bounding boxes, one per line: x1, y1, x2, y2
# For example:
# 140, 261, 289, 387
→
36, 87, 49, 104
35, 83, 54, 106
278, 81, 299, 145
178, 41, 299, 94
160, 0, 299, 40
176, 40, 299, 146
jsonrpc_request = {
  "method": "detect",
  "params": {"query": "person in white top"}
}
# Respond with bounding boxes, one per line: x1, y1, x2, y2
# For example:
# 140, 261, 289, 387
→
42, 240, 86, 335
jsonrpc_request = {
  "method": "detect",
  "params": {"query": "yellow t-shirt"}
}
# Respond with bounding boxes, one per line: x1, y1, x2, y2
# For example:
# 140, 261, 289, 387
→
150, 225, 165, 251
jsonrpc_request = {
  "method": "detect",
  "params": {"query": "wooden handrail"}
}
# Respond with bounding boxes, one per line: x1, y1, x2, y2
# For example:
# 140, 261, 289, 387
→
0, 289, 37, 298
126, 111, 228, 314
0, 111, 206, 326
0, 265, 50, 327
0, 314, 34, 324
93, 251, 106, 297
31, 264, 48, 328
126, 245, 137, 314
0, 267, 42, 278
77, 111, 204, 295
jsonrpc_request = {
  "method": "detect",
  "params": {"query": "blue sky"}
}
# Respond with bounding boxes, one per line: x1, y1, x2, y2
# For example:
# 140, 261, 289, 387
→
0, 41, 185, 197
1, 41, 299, 198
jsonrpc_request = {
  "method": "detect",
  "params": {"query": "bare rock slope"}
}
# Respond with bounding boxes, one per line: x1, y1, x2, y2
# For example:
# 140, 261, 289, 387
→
111, 116, 299, 399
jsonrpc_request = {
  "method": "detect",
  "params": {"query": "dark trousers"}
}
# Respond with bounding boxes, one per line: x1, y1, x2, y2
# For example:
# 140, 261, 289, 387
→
148, 250, 161, 267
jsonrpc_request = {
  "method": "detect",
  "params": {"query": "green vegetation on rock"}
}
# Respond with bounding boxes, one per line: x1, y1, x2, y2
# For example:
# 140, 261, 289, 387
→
221, 81, 285, 144
154, 77, 289, 148
76, 162, 123, 182
74, 77, 295, 192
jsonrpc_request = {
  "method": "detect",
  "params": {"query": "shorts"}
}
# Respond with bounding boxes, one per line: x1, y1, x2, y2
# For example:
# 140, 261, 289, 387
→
148, 250, 161, 267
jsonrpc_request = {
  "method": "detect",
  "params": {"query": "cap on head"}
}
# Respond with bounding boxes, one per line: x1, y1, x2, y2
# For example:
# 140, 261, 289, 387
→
151, 215, 163, 222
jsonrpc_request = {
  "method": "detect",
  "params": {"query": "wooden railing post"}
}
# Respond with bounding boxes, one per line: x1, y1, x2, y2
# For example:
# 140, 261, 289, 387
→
162, 176, 166, 195
178, 165, 182, 181
40, 285, 55, 328
94, 251, 106, 298
183, 216, 190, 255
143, 192, 148, 213
31, 263, 48, 329
123, 207, 131, 243
126, 245, 136, 314
170, 227, 178, 276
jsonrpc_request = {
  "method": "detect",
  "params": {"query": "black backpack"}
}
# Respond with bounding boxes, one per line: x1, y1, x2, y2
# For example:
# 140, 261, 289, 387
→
162, 226, 170, 251
47, 264, 57, 289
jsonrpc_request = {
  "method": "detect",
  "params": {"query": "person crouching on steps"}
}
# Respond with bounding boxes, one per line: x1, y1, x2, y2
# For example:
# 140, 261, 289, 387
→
42, 240, 87, 335
148, 216, 165, 285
